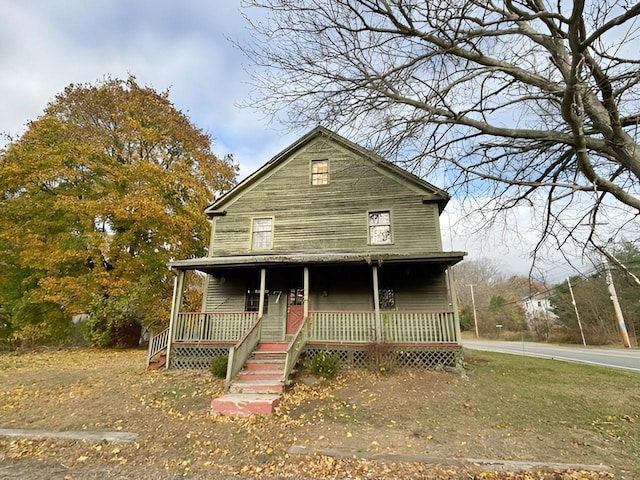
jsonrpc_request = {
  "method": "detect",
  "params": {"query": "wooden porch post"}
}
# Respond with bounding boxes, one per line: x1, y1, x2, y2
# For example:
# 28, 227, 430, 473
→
372, 265, 381, 342
303, 266, 309, 318
166, 269, 185, 369
447, 266, 462, 343
258, 268, 266, 318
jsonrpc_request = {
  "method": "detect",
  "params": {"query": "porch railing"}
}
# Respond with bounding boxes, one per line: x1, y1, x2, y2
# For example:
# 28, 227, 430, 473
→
283, 316, 311, 382
172, 310, 458, 346
310, 311, 377, 342
225, 316, 263, 391
174, 311, 258, 342
310, 310, 458, 343
382, 311, 458, 343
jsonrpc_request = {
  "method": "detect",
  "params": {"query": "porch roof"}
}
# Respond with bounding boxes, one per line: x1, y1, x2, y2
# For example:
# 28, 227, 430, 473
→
170, 251, 465, 272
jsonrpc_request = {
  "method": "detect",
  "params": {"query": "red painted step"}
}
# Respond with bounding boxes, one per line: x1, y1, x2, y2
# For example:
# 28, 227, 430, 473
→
148, 353, 167, 370
211, 394, 280, 417
237, 370, 283, 381
251, 351, 286, 361
257, 342, 289, 352
245, 359, 285, 371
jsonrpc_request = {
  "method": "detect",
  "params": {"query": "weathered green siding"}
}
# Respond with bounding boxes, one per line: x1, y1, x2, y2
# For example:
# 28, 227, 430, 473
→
309, 266, 374, 311
204, 270, 293, 342
260, 270, 288, 341
203, 265, 449, 341
203, 272, 246, 312
210, 137, 442, 256
379, 265, 449, 311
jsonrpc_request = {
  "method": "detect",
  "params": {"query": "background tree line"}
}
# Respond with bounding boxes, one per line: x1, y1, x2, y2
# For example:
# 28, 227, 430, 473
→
454, 242, 640, 346
0, 77, 237, 348
549, 242, 640, 346
454, 259, 532, 338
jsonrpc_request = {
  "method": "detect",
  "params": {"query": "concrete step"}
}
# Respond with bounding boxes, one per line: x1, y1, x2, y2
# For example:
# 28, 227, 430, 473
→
229, 379, 285, 394
237, 370, 283, 381
211, 393, 281, 417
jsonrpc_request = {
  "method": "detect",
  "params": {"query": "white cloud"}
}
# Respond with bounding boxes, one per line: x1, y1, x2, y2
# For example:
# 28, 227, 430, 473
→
0, 0, 594, 284
441, 196, 594, 284
0, 0, 284, 170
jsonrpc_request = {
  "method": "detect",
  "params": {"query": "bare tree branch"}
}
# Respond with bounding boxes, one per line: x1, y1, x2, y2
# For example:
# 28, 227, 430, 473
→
239, 0, 640, 280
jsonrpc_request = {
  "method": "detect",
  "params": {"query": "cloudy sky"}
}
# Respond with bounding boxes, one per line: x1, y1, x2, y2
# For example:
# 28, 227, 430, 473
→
0, 0, 294, 176
0, 0, 584, 284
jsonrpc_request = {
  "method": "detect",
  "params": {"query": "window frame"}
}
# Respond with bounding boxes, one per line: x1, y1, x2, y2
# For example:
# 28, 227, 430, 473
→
310, 159, 330, 185
378, 288, 396, 310
367, 210, 393, 245
250, 216, 274, 250
245, 289, 269, 314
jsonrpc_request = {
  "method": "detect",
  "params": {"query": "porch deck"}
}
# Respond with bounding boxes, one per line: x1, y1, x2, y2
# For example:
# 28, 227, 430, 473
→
149, 309, 461, 370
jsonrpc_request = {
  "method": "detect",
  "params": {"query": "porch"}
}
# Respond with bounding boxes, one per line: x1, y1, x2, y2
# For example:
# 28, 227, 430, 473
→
168, 309, 459, 345
149, 254, 464, 371
147, 308, 460, 369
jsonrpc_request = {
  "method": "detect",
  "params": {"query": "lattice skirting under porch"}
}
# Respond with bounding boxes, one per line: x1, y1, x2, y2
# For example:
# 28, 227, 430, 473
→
304, 344, 463, 370
170, 344, 231, 370
169, 343, 462, 371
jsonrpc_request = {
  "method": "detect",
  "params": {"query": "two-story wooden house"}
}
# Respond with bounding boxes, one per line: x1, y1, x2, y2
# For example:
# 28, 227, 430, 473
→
147, 127, 465, 411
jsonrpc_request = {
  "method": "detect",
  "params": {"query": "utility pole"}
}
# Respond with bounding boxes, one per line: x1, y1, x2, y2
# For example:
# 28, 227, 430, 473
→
566, 277, 587, 347
586, 223, 632, 348
468, 284, 479, 338
602, 255, 631, 348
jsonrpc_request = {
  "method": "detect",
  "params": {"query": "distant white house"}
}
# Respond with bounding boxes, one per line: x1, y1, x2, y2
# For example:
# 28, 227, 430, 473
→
522, 292, 558, 327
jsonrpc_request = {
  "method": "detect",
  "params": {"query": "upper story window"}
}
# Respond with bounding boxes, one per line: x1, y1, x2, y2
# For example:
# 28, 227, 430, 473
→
251, 217, 273, 250
311, 160, 329, 185
368, 210, 392, 244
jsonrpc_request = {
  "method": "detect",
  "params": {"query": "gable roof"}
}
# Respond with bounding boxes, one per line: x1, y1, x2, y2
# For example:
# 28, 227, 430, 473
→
205, 126, 450, 215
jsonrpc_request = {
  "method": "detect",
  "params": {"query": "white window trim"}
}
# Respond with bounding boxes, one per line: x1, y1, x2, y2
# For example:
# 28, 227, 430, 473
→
367, 209, 393, 245
250, 216, 275, 250
310, 159, 330, 185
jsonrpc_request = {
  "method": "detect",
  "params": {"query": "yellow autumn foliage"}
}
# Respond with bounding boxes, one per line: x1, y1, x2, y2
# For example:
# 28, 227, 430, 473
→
0, 76, 237, 344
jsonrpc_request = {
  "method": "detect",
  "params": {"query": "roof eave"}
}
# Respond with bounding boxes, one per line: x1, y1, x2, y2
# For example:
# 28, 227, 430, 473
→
170, 251, 466, 272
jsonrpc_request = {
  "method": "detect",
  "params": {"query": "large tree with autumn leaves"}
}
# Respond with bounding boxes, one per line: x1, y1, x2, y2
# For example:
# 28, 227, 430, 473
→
0, 77, 237, 346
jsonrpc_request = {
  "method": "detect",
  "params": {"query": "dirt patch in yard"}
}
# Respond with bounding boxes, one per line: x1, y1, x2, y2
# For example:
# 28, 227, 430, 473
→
0, 347, 635, 479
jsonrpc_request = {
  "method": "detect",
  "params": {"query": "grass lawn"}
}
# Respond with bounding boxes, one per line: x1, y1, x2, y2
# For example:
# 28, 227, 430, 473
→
0, 347, 637, 479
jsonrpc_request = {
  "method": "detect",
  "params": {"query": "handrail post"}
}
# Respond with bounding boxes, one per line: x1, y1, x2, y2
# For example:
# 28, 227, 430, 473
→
303, 267, 309, 318
146, 331, 155, 366
225, 346, 236, 391
372, 265, 382, 341
258, 268, 266, 319
165, 270, 185, 369
447, 267, 462, 343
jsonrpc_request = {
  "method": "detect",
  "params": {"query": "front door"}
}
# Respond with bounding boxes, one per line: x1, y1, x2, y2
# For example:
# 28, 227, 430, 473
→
286, 288, 305, 335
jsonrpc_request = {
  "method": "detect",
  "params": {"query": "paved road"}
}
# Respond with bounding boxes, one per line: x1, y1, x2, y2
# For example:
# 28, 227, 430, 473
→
463, 339, 640, 373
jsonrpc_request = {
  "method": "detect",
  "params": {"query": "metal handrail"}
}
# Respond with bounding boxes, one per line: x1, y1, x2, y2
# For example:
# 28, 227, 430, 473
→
224, 316, 263, 391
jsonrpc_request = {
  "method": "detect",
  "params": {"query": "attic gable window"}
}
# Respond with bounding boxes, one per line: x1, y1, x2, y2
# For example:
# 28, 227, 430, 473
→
251, 218, 273, 250
311, 160, 329, 185
368, 211, 392, 244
